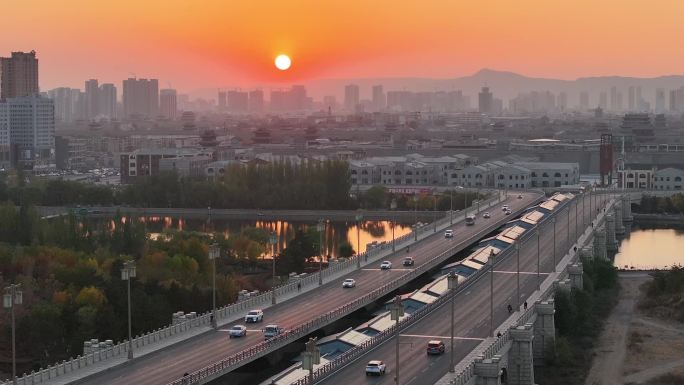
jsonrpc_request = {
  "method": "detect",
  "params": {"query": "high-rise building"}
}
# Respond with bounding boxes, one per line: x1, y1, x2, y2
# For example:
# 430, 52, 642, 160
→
122, 78, 159, 118
159, 89, 177, 119
372, 85, 386, 111
48, 87, 79, 122
655, 88, 666, 114
344, 84, 359, 112
599, 92, 608, 109
248, 90, 264, 112
636, 86, 644, 111
628, 86, 635, 111
609, 86, 618, 111
558, 92, 568, 111
218, 91, 227, 110
0, 51, 39, 99
579, 91, 589, 110
323, 95, 337, 111
99, 83, 117, 119
0, 94, 54, 166
478, 86, 493, 114
84, 79, 99, 119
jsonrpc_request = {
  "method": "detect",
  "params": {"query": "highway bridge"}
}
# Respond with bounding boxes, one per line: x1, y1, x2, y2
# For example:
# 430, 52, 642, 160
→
11, 192, 547, 385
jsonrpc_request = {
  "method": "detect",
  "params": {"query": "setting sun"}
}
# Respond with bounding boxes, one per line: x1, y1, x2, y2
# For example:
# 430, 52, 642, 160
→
274, 54, 291, 71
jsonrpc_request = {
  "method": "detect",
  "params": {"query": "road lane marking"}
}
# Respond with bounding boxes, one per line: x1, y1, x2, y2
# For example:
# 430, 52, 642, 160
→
362, 268, 414, 271
400, 334, 485, 341
493, 270, 551, 275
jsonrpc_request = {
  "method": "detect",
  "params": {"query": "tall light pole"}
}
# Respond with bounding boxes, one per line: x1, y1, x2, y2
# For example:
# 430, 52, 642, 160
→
121, 260, 136, 360
552, 217, 557, 272
447, 272, 458, 373
589, 190, 593, 224
269, 234, 277, 305
488, 250, 495, 337
536, 229, 541, 290
463, 188, 468, 218
582, 191, 586, 228
413, 195, 418, 241
208, 243, 221, 325
433, 195, 437, 233
4, 284, 22, 385
355, 212, 363, 268
318, 219, 324, 286
575, 197, 578, 240
390, 295, 405, 385
450, 189, 454, 224
302, 337, 320, 384
515, 243, 520, 309
391, 199, 397, 251
567, 203, 570, 249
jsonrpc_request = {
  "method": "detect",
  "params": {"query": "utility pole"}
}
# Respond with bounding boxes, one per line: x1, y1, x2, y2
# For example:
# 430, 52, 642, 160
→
450, 189, 453, 224
121, 260, 136, 359
355, 212, 363, 268
208, 244, 221, 324
390, 296, 405, 385
269, 234, 277, 304
447, 272, 458, 373
552, 217, 557, 272
4, 284, 22, 385
536, 229, 541, 290
302, 337, 320, 384
413, 196, 418, 241
391, 199, 397, 251
516, 243, 520, 309
575, 197, 578, 240
488, 250, 495, 337
433, 195, 437, 232
318, 219, 324, 286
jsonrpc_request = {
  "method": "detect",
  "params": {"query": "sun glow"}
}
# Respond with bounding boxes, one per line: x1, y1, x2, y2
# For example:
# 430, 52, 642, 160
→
274, 54, 291, 71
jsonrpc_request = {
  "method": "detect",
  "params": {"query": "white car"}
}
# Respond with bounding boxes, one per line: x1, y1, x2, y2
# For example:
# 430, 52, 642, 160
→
342, 278, 356, 288
365, 360, 386, 376
228, 325, 247, 338
505, 209, 511, 215
380, 261, 392, 270
444, 229, 454, 238
483, 212, 491, 218
244, 309, 264, 323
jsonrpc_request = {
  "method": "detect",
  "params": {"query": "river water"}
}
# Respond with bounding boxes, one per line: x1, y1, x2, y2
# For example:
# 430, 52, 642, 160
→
614, 225, 684, 269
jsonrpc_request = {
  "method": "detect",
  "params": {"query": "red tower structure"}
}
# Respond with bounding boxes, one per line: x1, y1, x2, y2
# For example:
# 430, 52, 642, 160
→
600, 134, 614, 187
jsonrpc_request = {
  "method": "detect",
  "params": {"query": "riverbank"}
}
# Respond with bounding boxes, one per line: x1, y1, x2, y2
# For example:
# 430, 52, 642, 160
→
632, 213, 684, 225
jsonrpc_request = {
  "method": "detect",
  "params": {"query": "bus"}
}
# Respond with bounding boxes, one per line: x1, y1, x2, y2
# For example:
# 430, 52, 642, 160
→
465, 214, 476, 226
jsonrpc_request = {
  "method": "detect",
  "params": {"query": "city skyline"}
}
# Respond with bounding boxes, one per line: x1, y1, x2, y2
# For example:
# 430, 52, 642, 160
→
3, 0, 684, 91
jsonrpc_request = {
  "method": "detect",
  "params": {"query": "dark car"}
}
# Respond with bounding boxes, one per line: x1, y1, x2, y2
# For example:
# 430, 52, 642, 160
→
427, 340, 445, 355
403, 257, 415, 266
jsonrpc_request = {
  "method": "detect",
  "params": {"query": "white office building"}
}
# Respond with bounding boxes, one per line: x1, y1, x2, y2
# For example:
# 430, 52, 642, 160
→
0, 94, 55, 165
652, 167, 684, 190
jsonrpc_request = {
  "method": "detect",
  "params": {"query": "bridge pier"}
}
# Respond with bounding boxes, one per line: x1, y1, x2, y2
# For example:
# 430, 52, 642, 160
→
622, 194, 633, 222
614, 202, 625, 236
593, 226, 607, 261
474, 355, 504, 385
532, 300, 555, 363
508, 324, 535, 385
568, 263, 583, 289
579, 245, 593, 260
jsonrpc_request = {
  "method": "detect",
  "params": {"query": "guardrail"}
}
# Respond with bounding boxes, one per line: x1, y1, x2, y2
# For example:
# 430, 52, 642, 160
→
2, 194, 508, 385
165, 192, 523, 385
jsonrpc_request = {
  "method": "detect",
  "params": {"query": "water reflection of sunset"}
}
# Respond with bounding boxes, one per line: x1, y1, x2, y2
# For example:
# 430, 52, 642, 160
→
614, 228, 684, 270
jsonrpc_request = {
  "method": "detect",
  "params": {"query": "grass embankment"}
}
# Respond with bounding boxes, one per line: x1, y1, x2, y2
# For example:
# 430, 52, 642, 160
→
536, 258, 620, 385
638, 266, 684, 322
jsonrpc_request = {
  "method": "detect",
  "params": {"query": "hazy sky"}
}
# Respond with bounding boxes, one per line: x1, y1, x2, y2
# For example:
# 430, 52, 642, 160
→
3, 0, 683, 91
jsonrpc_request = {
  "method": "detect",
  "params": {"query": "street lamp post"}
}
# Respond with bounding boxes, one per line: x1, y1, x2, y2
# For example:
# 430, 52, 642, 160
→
121, 260, 136, 360
567, 203, 570, 249
391, 199, 397, 251
463, 188, 468, 218
269, 234, 277, 305
4, 284, 22, 385
575, 197, 578, 240
515, 243, 520, 309
536, 229, 541, 290
302, 337, 320, 384
208, 243, 221, 325
318, 219, 324, 286
488, 250, 495, 337
413, 196, 418, 241
390, 295, 405, 385
589, 190, 592, 225
355, 212, 363, 268
447, 272, 458, 373
552, 217, 557, 272
582, 191, 586, 228
433, 195, 437, 233
450, 189, 453, 224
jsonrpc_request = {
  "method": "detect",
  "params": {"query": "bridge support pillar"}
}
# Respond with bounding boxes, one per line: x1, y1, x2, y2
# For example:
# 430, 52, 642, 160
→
553, 279, 572, 294
532, 300, 555, 363
593, 226, 607, 261
579, 246, 593, 260
568, 263, 584, 289
508, 323, 535, 385
622, 194, 633, 222
474, 355, 503, 385
614, 202, 625, 236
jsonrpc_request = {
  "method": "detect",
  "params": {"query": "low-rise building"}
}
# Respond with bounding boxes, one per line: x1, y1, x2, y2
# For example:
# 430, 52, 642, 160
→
120, 148, 213, 184
515, 162, 580, 188
652, 167, 684, 190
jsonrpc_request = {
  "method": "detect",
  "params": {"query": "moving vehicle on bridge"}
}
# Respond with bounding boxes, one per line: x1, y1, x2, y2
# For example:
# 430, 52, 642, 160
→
465, 214, 476, 225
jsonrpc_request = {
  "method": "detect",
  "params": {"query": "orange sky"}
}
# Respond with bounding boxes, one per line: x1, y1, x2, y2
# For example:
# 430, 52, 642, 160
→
2, 0, 683, 92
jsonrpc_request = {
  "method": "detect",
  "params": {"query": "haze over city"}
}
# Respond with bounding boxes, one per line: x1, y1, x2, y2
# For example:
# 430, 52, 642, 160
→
2, 2, 684, 385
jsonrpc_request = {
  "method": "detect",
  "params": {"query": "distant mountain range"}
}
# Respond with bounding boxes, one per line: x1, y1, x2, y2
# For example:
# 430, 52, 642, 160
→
194, 69, 684, 105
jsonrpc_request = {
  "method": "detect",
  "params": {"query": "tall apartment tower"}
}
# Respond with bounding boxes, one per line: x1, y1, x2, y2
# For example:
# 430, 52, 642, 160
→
655, 88, 666, 114
478, 86, 493, 114
159, 89, 177, 119
84, 79, 100, 119
344, 84, 359, 112
0, 94, 55, 165
0, 51, 39, 99
122, 78, 159, 118
99, 83, 117, 119
628, 86, 635, 111
372, 85, 386, 111
248, 90, 264, 112
579, 91, 589, 110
